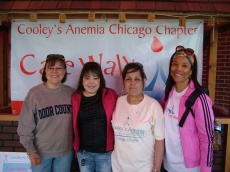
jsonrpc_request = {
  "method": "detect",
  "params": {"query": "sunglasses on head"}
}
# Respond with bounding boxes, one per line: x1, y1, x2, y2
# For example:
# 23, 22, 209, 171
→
176, 46, 194, 56
46, 54, 65, 60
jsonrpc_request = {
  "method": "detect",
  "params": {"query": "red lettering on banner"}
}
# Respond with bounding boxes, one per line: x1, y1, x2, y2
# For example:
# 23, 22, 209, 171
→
188, 28, 193, 34
20, 54, 135, 76
156, 25, 163, 35
109, 24, 152, 38
18, 24, 25, 34
156, 24, 198, 38
39, 61, 46, 75
65, 24, 105, 35
104, 61, 116, 76
17, 24, 53, 38
20, 54, 36, 75
66, 60, 74, 75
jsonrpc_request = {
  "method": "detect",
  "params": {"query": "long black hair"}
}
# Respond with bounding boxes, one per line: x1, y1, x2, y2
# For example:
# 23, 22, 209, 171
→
164, 52, 201, 101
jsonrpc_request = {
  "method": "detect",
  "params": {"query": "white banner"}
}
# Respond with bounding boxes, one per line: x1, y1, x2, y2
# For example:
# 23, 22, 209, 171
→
0, 152, 31, 172
11, 19, 203, 114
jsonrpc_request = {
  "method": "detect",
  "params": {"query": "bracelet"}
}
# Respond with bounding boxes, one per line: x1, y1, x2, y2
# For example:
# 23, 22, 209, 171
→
153, 169, 161, 172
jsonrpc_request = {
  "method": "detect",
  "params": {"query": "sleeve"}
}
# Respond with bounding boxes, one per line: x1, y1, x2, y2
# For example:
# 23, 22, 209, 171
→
193, 94, 214, 172
151, 102, 165, 140
17, 95, 37, 155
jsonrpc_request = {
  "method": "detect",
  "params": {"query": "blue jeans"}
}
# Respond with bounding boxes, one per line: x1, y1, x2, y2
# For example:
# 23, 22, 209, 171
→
32, 151, 73, 172
77, 149, 112, 172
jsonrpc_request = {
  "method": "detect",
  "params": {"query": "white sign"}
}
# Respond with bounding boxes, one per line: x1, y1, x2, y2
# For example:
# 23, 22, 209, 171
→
11, 19, 204, 114
0, 152, 31, 172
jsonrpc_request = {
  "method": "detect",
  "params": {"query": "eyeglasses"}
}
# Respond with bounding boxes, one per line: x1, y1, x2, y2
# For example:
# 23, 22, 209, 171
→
46, 54, 65, 61
176, 45, 194, 56
46, 67, 64, 71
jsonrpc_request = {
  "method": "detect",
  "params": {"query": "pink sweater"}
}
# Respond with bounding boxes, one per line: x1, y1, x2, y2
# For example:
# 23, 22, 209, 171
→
72, 88, 118, 157
160, 81, 214, 172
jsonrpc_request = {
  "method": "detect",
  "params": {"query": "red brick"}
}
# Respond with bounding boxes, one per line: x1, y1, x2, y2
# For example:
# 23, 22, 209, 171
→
3, 127, 17, 133
0, 147, 13, 151
218, 37, 226, 41
220, 42, 230, 46
219, 51, 230, 54
217, 55, 226, 58
14, 134, 20, 140
215, 95, 224, 100
13, 121, 18, 126
0, 140, 2, 146
0, 134, 13, 140
0, 121, 12, 126
218, 46, 226, 50
4, 141, 22, 147
216, 79, 225, 83
220, 33, 230, 37
217, 62, 225, 66
224, 80, 230, 83
219, 75, 230, 79
14, 147, 26, 152
0, 126, 2, 132
217, 83, 230, 87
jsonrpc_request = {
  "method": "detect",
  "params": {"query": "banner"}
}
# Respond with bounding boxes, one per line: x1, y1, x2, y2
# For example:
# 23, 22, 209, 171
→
0, 152, 31, 172
11, 19, 204, 114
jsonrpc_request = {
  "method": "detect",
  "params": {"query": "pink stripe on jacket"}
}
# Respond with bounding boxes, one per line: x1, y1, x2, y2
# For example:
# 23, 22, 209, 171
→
72, 88, 118, 157
160, 81, 214, 172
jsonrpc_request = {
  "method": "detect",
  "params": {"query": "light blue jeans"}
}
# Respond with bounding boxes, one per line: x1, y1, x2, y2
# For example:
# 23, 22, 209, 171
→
32, 151, 73, 172
77, 149, 112, 172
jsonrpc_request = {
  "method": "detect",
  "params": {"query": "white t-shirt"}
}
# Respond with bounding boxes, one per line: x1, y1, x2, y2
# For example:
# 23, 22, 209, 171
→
163, 87, 200, 172
111, 94, 165, 172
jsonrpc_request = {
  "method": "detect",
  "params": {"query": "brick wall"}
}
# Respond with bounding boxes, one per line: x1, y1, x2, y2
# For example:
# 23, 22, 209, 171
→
202, 31, 229, 172
215, 32, 230, 110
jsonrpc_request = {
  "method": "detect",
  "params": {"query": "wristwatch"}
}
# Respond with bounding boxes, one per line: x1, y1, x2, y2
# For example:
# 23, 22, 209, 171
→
153, 170, 161, 172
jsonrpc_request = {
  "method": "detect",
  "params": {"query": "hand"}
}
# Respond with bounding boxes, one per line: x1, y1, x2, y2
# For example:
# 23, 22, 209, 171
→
29, 153, 40, 166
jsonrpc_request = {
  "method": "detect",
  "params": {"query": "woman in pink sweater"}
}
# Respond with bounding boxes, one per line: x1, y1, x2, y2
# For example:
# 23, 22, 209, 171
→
160, 45, 214, 172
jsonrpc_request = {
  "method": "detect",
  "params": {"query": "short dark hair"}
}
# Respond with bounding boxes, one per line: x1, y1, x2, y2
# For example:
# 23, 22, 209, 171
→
164, 51, 201, 101
76, 62, 106, 93
41, 54, 67, 83
122, 62, 147, 87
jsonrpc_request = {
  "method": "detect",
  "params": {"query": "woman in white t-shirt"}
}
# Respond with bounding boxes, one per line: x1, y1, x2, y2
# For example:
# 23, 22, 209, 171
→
160, 46, 214, 172
111, 62, 165, 172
